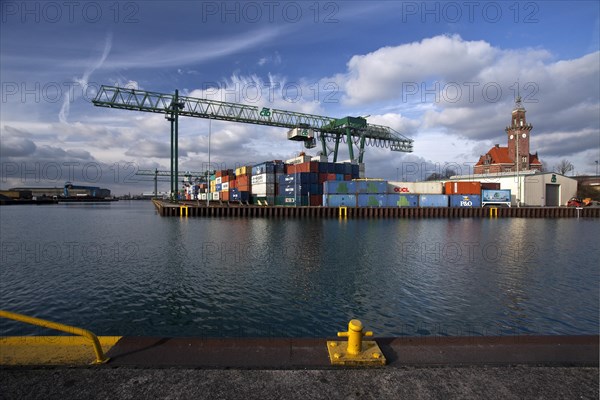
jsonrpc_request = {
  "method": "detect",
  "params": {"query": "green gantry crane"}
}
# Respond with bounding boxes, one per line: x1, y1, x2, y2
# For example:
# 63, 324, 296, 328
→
92, 85, 413, 194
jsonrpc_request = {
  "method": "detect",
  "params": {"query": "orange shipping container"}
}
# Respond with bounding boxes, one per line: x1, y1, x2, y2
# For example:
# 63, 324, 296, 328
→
444, 181, 482, 195
237, 175, 249, 188
221, 191, 230, 201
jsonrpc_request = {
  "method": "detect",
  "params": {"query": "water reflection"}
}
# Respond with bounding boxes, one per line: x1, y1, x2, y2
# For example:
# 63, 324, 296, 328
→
0, 202, 598, 337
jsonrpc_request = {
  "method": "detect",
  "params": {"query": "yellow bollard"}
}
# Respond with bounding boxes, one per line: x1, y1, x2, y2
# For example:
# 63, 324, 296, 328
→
339, 206, 347, 218
327, 319, 385, 365
337, 319, 372, 355
489, 207, 498, 218
180, 205, 188, 217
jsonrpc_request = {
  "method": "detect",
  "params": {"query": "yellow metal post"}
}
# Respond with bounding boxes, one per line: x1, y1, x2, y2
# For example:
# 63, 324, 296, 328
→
0, 310, 110, 364
339, 206, 347, 218
327, 319, 385, 366
180, 205, 188, 217
489, 207, 498, 218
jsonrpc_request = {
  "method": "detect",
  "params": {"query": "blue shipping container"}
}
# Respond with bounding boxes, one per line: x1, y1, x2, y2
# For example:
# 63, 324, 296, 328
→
335, 163, 344, 174
450, 194, 481, 207
252, 162, 275, 175
419, 194, 449, 207
323, 194, 357, 207
309, 183, 321, 195
323, 181, 357, 194
335, 174, 345, 181
231, 189, 250, 202
309, 172, 318, 184
216, 184, 222, 191
343, 163, 352, 175
279, 184, 309, 196
482, 189, 511, 202
351, 164, 359, 177
357, 194, 387, 207
279, 173, 309, 185
386, 194, 419, 207
356, 181, 387, 194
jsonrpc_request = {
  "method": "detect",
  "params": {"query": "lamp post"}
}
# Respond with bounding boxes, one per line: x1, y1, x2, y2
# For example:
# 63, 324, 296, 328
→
207, 116, 211, 207
595, 160, 599, 176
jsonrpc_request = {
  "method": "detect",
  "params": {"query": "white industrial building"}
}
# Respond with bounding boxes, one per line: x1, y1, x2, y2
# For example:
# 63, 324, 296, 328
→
448, 171, 578, 207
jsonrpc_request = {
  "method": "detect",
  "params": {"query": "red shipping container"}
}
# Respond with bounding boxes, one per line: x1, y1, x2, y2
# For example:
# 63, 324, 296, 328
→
344, 174, 351, 181
287, 164, 297, 174
238, 185, 251, 192
216, 170, 222, 178
444, 181, 482, 195
221, 191, 230, 201
230, 180, 237, 189
222, 175, 230, 183
310, 195, 322, 206
481, 182, 501, 190
237, 175, 249, 188
326, 173, 337, 181
318, 173, 328, 184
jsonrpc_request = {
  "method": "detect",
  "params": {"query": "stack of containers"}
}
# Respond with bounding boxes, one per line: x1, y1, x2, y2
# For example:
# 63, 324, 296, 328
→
231, 165, 252, 202
322, 180, 357, 207
251, 161, 284, 205
220, 170, 234, 202
356, 181, 388, 207
323, 180, 390, 207
277, 172, 312, 206
445, 181, 482, 207
387, 181, 443, 208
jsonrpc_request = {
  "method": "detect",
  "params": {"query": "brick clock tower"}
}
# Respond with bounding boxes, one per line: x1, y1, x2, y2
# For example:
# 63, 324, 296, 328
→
505, 96, 533, 171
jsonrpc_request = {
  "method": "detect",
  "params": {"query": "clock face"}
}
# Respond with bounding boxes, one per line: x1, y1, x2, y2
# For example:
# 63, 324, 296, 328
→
509, 135, 514, 140
522, 133, 527, 138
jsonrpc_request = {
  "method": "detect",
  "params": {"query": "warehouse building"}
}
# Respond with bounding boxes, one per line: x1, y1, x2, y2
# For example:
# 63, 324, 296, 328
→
448, 171, 577, 206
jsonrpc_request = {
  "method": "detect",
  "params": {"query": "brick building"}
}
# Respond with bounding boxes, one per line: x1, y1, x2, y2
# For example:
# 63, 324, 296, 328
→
474, 97, 543, 174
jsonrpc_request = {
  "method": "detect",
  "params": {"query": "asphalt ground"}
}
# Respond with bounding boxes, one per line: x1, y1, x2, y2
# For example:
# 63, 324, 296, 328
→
1, 365, 598, 400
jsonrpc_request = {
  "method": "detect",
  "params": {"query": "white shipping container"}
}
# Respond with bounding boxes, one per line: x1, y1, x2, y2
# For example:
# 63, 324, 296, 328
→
215, 177, 222, 184
252, 183, 276, 196
212, 192, 220, 201
200, 193, 207, 201
251, 173, 275, 185
222, 182, 229, 191
387, 181, 443, 194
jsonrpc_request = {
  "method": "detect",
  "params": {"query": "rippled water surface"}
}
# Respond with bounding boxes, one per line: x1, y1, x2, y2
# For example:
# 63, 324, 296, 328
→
1, 201, 598, 337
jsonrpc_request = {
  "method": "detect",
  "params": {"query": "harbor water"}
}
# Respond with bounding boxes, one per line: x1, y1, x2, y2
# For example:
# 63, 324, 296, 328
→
0, 201, 598, 338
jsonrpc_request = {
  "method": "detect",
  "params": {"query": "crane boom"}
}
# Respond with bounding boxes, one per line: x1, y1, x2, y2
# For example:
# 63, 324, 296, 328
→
92, 85, 413, 195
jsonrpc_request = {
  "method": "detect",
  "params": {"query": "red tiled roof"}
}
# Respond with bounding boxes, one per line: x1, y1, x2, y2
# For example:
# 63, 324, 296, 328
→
475, 146, 512, 166
475, 146, 543, 166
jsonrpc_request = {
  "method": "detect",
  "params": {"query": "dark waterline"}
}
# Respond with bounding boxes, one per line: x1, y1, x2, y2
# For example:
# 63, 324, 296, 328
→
1, 201, 598, 337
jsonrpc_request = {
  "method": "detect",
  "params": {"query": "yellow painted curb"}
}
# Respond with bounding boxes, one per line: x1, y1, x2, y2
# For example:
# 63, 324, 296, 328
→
0, 336, 122, 365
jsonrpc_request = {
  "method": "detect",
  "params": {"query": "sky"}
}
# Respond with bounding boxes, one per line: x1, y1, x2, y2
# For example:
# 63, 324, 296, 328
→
1, 0, 599, 195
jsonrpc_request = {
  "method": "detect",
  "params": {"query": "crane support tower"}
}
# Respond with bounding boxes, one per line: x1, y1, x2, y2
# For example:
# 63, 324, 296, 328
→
92, 85, 413, 194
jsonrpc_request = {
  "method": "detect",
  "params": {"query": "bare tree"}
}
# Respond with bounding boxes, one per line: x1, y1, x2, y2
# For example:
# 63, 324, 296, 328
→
554, 159, 574, 175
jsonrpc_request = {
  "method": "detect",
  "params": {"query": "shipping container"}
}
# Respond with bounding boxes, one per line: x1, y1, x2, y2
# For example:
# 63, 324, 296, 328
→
449, 194, 481, 207
252, 183, 276, 196
351, 164, 359, 177
323, 194, 357, 207
235, 166, 252, 176
387, 181, 443, 194
386, 194, 419, 207
323, 181, 357, 194
481, 182, 501, 190
279, 173, 310, 185
237, 175, 250, 188
444, 181, 481, 195
356, 181, 388, 194
419, 194, 449, 207
309, 195, 321, 206
276, 196, 309, 206
252, 162, 275, 175
215, 177, 222, 185
251, 173, 276, 185
481, 189, 511, 206
212, 192, 220, 201
221, 182, 229, 191
309, 172, 318, 184
278, 184, 309, 196
216, 184, 222, 192
221, 191, 230, 202
230, 189, 250, 202
318, 173, 328, 184
357, 194, 387, 207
